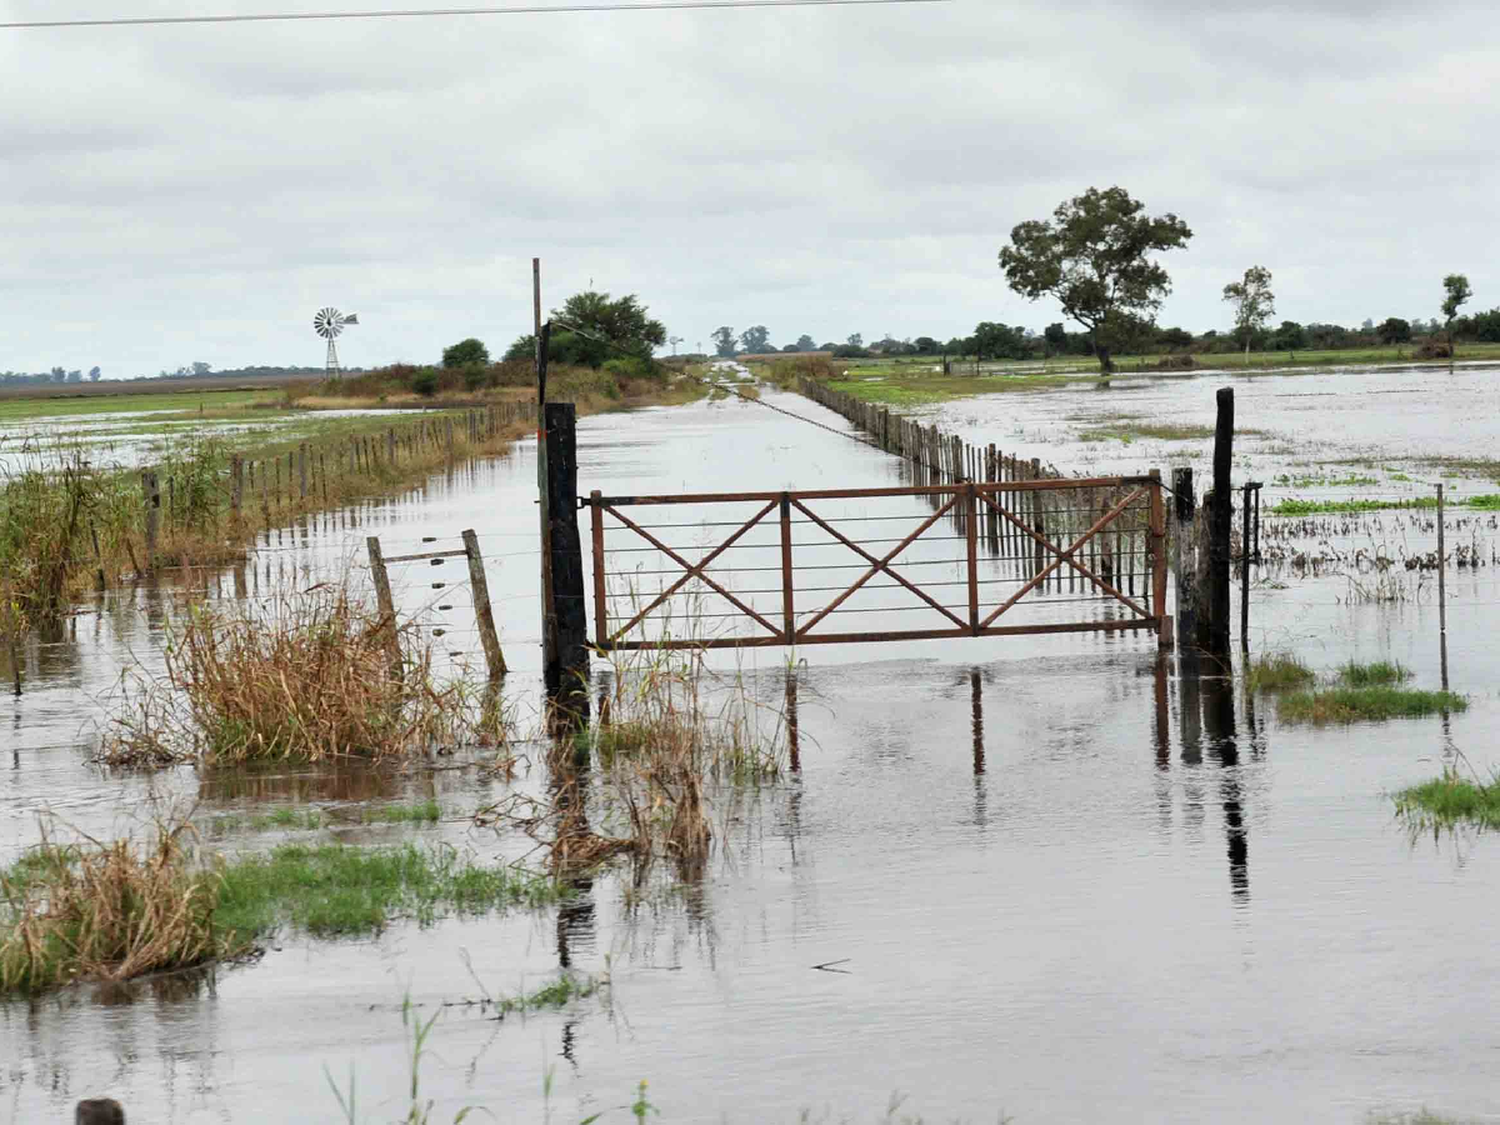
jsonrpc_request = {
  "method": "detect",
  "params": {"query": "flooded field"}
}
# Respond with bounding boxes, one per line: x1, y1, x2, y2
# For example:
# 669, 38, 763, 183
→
4, 370, 1499, 1123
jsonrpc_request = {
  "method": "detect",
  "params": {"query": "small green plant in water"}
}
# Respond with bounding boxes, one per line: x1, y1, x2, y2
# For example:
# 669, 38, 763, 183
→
1338, 660, 1412, 687
1278, 687, 1467, 725
1246, 652, 1314, 692
1394, 772, 1500, 832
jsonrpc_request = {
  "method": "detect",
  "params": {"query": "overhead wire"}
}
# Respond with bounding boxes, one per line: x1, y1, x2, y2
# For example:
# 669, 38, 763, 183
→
0, 0, 946, 31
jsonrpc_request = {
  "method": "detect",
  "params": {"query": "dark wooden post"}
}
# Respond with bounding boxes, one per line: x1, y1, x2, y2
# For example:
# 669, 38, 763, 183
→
366, 536, 402, 683
544, 401, 589, 704
298, 443, 308, 500
462, 529, 507, 681
75, 1099, 125, 1124
1173, 467, 1197, 654
1240, 481, 1253, 651
1208, 388, 1234, 657
1150, 470, 1170, 651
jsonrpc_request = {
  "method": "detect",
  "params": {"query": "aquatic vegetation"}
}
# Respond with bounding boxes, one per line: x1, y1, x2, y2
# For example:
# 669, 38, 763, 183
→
1272, 497, 1439, 516
99, 587, 500, 766
1338, 660, 1412, 687
1394, 772, 1500, 833
208, 800, 443, 834
215, 842, 560, 939
1277, 686, 1466, 724
1245, 652, 1314, 692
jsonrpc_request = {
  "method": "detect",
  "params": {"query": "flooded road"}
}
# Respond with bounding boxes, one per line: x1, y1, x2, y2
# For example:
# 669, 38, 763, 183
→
4, 375, 1499, 1124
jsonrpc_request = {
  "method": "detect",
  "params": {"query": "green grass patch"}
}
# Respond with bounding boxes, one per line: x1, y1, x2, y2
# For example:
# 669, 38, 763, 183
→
1394, 773, 1500, 832
826, 372, 1099, 406
1246, 652, 1315, 692
495, 972, 603, 1015
215, 842, 562, 939
0, 387, 281, 423
1277, 686, 1467, 724
1271, 497, 1440, 516
211, 800, 444, 834
1466, 493, 1500, 510
1338, 660, 1412, 687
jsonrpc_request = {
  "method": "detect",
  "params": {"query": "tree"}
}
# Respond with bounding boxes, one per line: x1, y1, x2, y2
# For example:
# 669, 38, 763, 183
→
192, 361, 212, 377
1377, 317, 1412, 345
912, 336, 940, 355
711, 327, 737, 358
846, 333, 863, 349
1156, 326, 1194, 350
739, 325, 771, 354
443, 338, 490, 368
972, 322, 1032, 361
1442, 273, 1472, 353
1270, 321, 1306, 352
999, 186, 1192, 373
795, 334, 817, 352
1222, 266, 1275, 364
88, 366, 101, 382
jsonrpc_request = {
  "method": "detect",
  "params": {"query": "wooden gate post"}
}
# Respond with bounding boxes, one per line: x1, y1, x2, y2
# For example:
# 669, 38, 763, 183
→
1173, 467, 1197, 653
366, 536, 402, 683
965, 482, 980, 634
544, 401, 589, 705
780, 492, 796, 643
462, 529, 507, 681
590, 490, 608, 649
1149, 470, 1171, 651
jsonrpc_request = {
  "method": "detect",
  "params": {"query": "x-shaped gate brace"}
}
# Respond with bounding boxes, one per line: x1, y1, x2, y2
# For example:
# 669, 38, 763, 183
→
586, 476, 1167, 652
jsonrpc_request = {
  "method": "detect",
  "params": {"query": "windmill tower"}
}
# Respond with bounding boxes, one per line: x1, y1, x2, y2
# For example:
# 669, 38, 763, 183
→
314, 307, 359, 377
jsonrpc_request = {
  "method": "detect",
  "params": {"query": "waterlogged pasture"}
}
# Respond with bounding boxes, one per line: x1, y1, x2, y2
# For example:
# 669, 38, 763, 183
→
3, 374, 1500, 1123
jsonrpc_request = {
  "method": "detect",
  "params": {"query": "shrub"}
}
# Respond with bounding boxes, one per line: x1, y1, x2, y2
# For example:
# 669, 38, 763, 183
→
442, 338, 489, 369
411, 370, 439, 397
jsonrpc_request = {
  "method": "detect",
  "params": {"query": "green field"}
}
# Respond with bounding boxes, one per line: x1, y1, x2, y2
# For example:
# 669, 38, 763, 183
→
823, 342, 1500, 405
0, 386, 283, 422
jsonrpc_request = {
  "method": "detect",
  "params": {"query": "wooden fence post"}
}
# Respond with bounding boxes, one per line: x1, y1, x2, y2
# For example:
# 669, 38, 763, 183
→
544, 401, 589, 706
298, 443, 308, 500
366, 536, 402, 683
141, 470, 160, 569
230, 454, 244, 520
462, 529, 507, 682
590, 490, 608, 649
386, 428, 396, 466
1207, 388, 1234, 657
1150, 470, 1170, 651
1173, 467, 1197, 654
780, 492, 796, 643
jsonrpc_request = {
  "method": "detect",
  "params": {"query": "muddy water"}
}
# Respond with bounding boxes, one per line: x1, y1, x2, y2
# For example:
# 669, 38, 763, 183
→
4, 378, 1500, 1123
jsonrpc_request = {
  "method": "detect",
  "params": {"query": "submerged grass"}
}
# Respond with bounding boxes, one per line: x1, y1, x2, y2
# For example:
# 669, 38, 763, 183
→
1393, 773, 1500, 833
1245, 652, 1315, 692
215, 842, 560, 938
209, 800, 444, 834
1277, 686, 1467, 724
1338, 660, 1412, 687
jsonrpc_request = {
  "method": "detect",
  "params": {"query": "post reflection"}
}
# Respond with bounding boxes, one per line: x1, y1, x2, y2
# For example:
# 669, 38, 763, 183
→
1200, 673, 1249, 905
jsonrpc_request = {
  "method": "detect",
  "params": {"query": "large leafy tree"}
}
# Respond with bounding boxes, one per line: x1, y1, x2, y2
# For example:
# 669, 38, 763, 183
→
739, 325, 771, 354
442, 338, 490, 368
506, 291, 666, 368
1442, 273, 1472, 353
1223, 266, 1275, 364
711, 326, 737, 358
999, 186, 1192, 373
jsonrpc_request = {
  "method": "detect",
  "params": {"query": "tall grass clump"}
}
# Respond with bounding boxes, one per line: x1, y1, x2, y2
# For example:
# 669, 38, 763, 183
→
0, 456, 95, 630
0, 821, 231, 995
101, 586, 498, 765
1245, 652, 1314, 692
1338, 660, 1412, 687
1393, 771, 1500, 833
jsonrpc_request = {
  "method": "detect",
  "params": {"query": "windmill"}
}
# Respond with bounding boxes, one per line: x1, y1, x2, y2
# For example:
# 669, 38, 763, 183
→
314, 307, 359, 377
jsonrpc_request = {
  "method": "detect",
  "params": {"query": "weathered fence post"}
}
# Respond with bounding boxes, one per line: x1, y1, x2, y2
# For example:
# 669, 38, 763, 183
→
780, 492, 796, 644
298, 443, 308, 500
230, 454, 244, 521
90, 524, 106, 592
461, 529, 507, 682
544, 401, 589, 709
590, 490, 608, 650
1207, 387, 1234, 657
1240, 481, 1254, 651
1173, 467, 1197, 654
365, 537, 402, 683
1150, 470, 1170, 651
141, 470, 160, 569
386, 428, 397, 466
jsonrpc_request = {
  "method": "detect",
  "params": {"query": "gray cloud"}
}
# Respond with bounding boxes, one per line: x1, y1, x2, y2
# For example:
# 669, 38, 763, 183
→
1, 0, 1496, 375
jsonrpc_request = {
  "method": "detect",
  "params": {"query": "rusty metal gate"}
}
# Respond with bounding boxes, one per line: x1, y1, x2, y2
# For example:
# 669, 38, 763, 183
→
585, 474, 1168, 652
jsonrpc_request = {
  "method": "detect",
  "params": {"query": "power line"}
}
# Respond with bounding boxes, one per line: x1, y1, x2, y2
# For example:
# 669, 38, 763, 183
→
0, 0, 946, 31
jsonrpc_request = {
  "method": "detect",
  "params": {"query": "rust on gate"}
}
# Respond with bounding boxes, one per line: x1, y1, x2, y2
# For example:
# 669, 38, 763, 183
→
585, 474, 1169, 652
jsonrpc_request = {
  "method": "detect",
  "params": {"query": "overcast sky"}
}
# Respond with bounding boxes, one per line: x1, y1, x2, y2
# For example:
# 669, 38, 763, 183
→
2, 0, 1496, 376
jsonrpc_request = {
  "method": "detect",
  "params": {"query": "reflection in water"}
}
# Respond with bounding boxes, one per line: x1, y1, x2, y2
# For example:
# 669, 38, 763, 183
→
1200, 674, 1249, 905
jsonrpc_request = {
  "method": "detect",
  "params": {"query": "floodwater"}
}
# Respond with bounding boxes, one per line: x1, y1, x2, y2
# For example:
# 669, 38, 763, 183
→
4, 373, 1500, 1124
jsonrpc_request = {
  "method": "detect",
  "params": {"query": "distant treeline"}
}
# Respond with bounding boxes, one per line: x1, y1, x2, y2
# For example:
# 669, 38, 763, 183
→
712, 308, 1500, 362
0, 363, 335, 388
